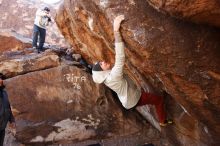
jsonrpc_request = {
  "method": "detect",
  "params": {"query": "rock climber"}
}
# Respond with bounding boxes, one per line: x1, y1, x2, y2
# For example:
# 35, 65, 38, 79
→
92, 15, 173, 127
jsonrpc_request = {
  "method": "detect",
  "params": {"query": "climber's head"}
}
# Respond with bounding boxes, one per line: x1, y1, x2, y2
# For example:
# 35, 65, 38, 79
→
92, 61, 111, 71
92, 61, 111, 84
43, 7, 50, 14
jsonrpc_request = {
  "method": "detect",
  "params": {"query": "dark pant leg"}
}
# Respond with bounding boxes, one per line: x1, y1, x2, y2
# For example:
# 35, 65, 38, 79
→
0, 129, 5, 146
38, 27, 46, 51
32, 25, 39, 48
137, 91, 166, 123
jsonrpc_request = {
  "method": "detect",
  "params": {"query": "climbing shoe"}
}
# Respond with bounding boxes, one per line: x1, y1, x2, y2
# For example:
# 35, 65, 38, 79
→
159, 119, 173, 127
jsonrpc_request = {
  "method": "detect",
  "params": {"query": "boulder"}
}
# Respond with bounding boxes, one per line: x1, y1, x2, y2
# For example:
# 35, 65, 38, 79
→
56, 0, 220, 145
0, 51, 60, 77
4, 66, 168, 145
0, 30, 32, 53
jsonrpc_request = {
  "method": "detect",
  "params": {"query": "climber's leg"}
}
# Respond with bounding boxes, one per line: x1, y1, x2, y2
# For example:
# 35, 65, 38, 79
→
32, 25, 39, 49
137, 90, 166, 123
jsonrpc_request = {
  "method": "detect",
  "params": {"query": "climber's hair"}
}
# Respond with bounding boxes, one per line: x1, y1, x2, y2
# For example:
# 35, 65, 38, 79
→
92, 62, 103, 71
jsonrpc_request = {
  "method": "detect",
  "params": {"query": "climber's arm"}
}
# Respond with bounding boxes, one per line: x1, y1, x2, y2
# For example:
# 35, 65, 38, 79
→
111, 15, 125, 78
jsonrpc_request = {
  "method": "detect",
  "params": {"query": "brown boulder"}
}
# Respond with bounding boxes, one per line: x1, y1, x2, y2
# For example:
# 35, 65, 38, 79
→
0, 30, 32, 53
0, 51, 60, 77
4, 66, 167, 145
56, 0, 220, 145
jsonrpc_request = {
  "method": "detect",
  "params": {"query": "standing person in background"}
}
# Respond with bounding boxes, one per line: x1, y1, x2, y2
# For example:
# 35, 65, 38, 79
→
0, 73, 16, 146
32, 7, 52, 53
92, 15, 173, 127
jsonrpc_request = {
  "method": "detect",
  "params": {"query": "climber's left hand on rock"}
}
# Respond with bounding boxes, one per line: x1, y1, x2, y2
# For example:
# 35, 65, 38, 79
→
113, 15, 125, 32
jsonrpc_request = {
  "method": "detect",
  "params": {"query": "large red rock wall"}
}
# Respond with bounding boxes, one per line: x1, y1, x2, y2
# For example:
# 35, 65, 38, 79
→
56, 0, 220, 145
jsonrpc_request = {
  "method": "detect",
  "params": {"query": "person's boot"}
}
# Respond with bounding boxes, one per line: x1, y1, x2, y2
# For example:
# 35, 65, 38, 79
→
37, 47, 43, 53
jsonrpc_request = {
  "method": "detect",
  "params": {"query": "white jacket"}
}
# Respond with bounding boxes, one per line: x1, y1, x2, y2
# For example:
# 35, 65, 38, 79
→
92, 40, 141, 109
34, 9, 50, 29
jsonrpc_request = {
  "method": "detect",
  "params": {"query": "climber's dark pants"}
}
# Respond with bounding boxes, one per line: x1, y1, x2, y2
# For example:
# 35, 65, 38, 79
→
0, 129, 5, 146
32, 24, 46, 51
137, 90, 166, 123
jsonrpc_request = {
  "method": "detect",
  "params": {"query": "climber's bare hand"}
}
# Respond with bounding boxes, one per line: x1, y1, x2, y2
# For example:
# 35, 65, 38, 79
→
113, 15, 125, 32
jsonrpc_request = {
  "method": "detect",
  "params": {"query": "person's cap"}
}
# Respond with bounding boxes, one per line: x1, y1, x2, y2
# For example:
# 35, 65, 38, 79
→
92, 62, 103, 71
0, 73, 6, 80
44, 7, 50, 12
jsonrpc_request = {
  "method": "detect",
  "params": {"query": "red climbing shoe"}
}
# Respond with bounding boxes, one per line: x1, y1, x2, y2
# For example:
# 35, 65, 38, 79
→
159, 119, 173, 127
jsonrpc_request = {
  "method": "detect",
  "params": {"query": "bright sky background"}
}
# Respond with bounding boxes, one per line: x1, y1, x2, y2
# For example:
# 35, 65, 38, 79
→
41, 0, 62, 4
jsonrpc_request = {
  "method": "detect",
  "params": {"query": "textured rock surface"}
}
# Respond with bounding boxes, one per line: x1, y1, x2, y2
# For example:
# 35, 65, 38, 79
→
4, 65, 169, 145
0, 50, 60, 77
146, 0, 220, 27
56, 0, 220, 145
0, 0, 67, 47
0, 31, 32, 53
